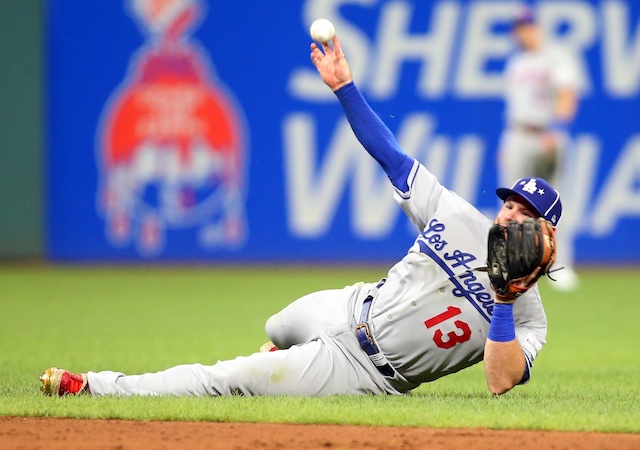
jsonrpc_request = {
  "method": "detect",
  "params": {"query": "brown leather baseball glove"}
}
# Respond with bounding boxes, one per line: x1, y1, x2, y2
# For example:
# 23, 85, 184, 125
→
487, 217, 556, 302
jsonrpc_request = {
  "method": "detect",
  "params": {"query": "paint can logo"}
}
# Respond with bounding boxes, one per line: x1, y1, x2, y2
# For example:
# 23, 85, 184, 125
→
96, 0, 248, 256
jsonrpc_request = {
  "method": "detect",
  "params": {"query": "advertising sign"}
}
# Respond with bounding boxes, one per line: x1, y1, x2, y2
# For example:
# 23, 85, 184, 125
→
47, 0, 640, 263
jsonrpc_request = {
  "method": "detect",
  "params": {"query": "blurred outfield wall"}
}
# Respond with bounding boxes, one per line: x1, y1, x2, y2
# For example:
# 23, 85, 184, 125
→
0, 0, 44, 257
2, 1, 640, 263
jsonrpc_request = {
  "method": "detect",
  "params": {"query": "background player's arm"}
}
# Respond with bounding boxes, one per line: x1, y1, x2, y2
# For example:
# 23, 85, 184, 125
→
543, 52, 580, 152
555, 87, 578, 124
552, 49, 580, 125
541, 87, 578, 153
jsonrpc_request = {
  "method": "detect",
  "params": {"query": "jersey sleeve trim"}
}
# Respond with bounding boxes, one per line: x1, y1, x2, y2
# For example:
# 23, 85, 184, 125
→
394, 160, 420, 200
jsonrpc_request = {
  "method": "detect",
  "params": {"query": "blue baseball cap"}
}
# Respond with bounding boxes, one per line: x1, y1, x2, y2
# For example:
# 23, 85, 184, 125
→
496, 177, 562, 226
512, 7, 535, 28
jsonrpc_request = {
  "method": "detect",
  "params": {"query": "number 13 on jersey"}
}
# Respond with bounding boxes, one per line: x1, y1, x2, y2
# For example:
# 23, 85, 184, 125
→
424, 306, 472, 349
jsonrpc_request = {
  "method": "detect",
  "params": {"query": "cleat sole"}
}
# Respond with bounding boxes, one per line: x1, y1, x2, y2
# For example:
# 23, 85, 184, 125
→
39, 367, 62, 396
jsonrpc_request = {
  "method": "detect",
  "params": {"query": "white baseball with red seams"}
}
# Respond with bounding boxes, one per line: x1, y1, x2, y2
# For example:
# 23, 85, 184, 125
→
309, 19, 335, 43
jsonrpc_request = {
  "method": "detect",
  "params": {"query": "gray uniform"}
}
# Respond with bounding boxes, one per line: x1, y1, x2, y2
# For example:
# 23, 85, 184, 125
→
499, 45, 578, 186
87, 161, 547, 397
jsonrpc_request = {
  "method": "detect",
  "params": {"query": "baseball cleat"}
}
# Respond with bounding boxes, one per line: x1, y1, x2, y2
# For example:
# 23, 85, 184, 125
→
40, 368, 88, 396
259, 341, 279, 352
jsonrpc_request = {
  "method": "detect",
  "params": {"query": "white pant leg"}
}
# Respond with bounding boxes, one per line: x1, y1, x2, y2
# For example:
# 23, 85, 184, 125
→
265, 283, 367, 349
553, 136, 577, 270
87, 324, 403, 397
552, 225, 576, 271
499, 128, 569, 186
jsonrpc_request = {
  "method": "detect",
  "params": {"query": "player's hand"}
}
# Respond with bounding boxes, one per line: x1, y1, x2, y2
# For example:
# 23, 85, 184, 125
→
310, 34, 352, 91
494, 267, 541, 303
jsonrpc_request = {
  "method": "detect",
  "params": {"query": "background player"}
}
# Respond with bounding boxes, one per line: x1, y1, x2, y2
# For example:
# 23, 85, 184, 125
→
41, 34, 559, 399
498, 8, 579, 291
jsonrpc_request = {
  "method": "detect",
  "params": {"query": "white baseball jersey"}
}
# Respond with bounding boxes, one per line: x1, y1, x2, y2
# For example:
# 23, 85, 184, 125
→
504, 45, 579, 127
371, 160, 547, 387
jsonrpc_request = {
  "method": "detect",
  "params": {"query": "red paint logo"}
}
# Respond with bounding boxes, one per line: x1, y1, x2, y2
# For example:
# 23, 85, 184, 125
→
97, 0, 248, 256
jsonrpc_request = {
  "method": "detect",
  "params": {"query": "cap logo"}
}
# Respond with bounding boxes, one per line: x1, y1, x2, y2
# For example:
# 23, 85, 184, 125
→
521, 178, 538, 195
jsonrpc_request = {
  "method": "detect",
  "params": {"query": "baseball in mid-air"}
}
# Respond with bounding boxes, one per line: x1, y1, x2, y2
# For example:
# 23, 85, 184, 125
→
310, 19, 335, 43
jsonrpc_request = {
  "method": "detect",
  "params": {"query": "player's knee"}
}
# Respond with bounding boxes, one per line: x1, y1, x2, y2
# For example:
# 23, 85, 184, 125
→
264, 314, 291, 349
264, 314, 282, 343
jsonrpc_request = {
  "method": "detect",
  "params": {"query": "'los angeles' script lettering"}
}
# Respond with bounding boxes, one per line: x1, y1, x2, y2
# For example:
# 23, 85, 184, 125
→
418, 218, 493, 319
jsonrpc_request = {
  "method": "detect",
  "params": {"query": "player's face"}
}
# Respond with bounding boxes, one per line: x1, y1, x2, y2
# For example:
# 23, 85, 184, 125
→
513, 24, 541, 51
494, 195, 540, 226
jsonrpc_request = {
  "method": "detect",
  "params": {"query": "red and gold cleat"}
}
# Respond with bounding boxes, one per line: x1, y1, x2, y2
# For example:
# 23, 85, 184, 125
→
258, 341, 279, 353
39, 368, 88, 396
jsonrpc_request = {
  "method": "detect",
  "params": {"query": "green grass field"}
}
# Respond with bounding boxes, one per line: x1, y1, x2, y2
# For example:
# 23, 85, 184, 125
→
1, 265, 638, 432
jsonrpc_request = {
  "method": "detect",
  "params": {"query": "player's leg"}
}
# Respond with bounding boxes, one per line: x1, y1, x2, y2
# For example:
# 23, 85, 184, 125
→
497, 128, 541, 185
87, 325, 403, 397
547, 133, 579, 290
264, 282, 368, 349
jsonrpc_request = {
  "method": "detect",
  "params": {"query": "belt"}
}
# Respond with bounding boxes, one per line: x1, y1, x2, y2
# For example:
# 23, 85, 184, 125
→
512, 122, 546, 134
356, 279, 396, 378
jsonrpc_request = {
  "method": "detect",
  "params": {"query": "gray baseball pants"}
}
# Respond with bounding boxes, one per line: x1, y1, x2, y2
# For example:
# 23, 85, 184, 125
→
498, 127, 566, 188
87, 283, 406, 396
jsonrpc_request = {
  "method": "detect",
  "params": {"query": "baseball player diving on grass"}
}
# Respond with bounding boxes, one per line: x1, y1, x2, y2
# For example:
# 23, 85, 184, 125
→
40, 34, 560, 398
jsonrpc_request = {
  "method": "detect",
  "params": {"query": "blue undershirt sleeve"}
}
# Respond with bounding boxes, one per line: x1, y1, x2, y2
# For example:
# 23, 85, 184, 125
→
335, 82, 415, 192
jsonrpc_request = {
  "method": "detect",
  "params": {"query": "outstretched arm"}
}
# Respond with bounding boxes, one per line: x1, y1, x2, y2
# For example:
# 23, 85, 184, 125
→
484, 271, 542, 394
484, 300, 528, 395
311, 35, 414, 192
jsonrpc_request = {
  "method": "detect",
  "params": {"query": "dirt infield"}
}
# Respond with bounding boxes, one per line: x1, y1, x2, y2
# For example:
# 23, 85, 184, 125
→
1, 417, 638, 449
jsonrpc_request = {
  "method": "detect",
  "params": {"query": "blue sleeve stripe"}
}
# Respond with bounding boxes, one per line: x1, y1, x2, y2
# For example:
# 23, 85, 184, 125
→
518, 353, 533, 385
395, 160, 419, 199
335, 82, 414, 192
